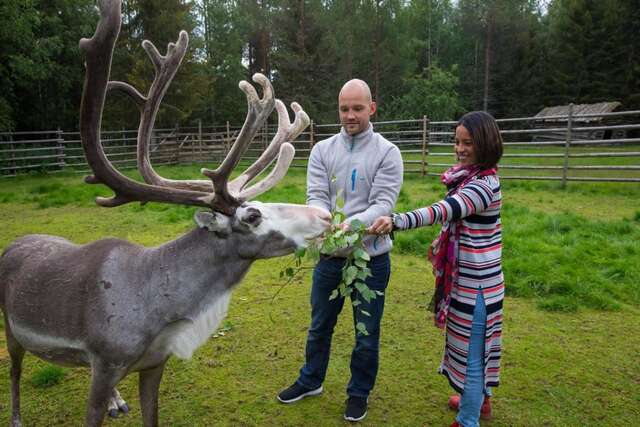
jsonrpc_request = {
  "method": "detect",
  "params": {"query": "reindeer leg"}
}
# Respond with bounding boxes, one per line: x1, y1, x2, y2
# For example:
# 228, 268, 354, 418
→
5, 318, 25, 427
85, 360, 126, 427
138, 362, 167, 427
107, 387, 129, 418
107, 392, 119, 418
114, 388, 129, 414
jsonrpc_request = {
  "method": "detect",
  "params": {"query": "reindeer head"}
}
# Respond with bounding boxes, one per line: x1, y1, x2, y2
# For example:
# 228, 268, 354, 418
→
79, 0, 330, 254
194, 202, 330, 259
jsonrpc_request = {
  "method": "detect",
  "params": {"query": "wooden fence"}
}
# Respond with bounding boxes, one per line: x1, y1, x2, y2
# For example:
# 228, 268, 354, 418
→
1, 107, 639, 183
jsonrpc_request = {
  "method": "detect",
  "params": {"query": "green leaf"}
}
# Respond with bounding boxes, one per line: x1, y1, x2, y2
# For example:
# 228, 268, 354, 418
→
332, 211, 345, 225
346, 233, 360, 245
329, 289, 339, 300
354, 259, 368, 269
352, 300, 362, 307
354, 282, 375, 303
350, 219, 366, 231
294, 247, 306, 258
356, 269, 372, 280
343, 265, 358, 285
339, 284, 351, 297
307, 245, 320, 262
322, 242, 336, 254
356, 322, 369, 336
360, 310, 371, 317
353, 248, 370, 261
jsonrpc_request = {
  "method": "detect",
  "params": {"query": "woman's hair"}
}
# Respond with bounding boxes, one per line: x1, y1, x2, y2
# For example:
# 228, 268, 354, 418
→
457, 111, 503, 169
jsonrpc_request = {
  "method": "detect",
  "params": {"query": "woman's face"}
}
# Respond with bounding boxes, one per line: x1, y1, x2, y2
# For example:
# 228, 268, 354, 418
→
454, 125, 478, 166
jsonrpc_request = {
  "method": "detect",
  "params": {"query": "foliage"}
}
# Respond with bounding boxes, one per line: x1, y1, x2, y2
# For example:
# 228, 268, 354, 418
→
281, 212, 379, 336
383, 65, 463, 120
2, 0, 639, 131
29, 366, 66, 388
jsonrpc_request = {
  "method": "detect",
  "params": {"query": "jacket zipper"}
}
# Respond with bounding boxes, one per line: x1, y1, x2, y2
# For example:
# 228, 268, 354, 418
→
344, 135, 355, 205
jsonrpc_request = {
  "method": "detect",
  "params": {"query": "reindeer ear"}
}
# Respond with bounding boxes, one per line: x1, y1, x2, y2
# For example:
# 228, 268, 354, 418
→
195, 211, 230, 233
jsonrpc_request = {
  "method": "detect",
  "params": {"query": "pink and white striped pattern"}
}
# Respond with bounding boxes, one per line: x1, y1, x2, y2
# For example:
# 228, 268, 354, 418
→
395, 174, 503, 392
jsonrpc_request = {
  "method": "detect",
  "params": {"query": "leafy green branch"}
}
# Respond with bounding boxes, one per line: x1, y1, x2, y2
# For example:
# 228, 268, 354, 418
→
280, 210, 382, 336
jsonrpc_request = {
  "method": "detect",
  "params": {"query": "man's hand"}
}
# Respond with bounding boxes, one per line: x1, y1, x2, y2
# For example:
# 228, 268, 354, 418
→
368, 216, 393, 235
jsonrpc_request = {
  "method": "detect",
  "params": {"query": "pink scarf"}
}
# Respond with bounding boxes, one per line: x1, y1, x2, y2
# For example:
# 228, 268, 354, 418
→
428, 164, 497, 329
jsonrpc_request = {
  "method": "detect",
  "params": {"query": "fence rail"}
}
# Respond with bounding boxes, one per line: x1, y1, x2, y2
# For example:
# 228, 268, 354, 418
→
2, 107, 639, 183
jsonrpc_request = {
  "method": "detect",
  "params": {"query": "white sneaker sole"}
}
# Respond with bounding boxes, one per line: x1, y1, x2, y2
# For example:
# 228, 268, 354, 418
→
344, 410, 367, 422
277, 386, 323, 404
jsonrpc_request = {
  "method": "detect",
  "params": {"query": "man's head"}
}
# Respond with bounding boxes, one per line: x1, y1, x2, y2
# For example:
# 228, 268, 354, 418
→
338, 79, 376, 136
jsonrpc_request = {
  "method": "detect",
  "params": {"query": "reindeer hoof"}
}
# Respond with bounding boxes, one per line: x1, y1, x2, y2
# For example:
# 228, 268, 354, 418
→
108, 409, 119, 418
119, 403, 130, 414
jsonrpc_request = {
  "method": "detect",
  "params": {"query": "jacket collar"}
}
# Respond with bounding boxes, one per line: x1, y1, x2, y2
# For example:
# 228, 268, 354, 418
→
339, 123, 374, 150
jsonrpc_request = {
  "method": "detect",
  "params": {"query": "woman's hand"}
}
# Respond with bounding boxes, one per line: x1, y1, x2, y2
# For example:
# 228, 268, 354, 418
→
368, 216, 393, 235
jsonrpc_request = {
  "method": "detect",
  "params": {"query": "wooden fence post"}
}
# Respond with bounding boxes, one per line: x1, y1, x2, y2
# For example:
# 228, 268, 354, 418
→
57, 127, 65, 171
309, 121, 315, 150
9, 134, 16, 177
562, 103, 573, 188
421, 115, 429, 176
121, 127, 127, 165
226, 121, 231, 159
198, 119, 203, 160
174, 122, 181, 164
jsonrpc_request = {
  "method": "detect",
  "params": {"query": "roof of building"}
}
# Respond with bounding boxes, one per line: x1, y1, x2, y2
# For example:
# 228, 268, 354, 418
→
535, 102, 621, 122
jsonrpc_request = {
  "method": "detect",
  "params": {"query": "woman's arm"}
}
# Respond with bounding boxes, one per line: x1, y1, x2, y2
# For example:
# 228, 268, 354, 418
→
369, 177, 496, 234
397, 178, 495, 229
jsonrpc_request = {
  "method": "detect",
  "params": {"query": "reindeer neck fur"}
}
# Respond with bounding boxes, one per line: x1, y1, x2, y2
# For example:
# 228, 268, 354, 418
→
134, 226, 256, 363
147, 226, 254, 315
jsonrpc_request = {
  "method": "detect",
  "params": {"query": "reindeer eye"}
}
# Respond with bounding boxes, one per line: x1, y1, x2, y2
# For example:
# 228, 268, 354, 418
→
244, 211, 262, 224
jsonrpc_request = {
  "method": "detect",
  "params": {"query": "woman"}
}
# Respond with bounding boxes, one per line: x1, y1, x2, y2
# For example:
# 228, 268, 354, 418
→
369, 111, 504, 427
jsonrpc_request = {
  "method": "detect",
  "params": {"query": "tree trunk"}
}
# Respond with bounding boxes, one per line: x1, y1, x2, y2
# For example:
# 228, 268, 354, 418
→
374, 0, 382, 117
483, 5, 494, 111
297, 0, 305, 54
427, 0, 432, 75
345, 0, 353, 78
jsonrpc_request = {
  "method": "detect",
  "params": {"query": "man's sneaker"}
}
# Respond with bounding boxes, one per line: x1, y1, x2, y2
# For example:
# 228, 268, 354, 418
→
448, 394, 492, 420
344, 396, 368, 422
277, 382, 323, 403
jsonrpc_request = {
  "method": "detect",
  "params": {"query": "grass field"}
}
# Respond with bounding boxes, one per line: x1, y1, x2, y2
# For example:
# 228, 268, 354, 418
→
0, 166, 639, 426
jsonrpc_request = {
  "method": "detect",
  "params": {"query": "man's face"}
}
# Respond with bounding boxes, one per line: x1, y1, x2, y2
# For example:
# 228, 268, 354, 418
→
338, 86, 376, 136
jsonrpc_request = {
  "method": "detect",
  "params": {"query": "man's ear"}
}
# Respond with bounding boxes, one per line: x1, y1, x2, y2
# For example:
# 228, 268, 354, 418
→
194, 211, 230, 234
369, 101, 377, 116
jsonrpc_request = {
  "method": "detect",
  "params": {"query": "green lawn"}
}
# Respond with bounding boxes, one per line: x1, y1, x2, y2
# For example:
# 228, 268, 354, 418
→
0, 167, 639, 426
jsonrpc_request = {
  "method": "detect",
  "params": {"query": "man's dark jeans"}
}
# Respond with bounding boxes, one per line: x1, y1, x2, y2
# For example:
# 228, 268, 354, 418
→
296, 252, 391, 398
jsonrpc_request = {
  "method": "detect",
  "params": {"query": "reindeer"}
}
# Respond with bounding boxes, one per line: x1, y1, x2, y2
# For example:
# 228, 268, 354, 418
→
0, 1, 330, 426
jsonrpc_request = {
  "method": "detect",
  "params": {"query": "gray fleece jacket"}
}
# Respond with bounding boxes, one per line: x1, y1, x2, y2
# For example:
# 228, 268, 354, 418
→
306, 123, 403, 256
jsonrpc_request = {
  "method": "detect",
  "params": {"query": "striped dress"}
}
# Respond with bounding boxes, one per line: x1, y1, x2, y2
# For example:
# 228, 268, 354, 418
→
394, 174, 503, 393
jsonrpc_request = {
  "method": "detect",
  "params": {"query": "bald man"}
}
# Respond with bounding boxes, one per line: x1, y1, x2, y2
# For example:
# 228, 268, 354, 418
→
277, 79, 403, 422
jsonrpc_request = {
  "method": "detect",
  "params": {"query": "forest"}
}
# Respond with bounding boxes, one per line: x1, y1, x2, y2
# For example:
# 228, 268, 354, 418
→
1, 0, 639, 132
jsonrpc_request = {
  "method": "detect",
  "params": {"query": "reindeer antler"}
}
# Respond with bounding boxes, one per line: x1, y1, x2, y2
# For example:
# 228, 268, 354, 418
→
79, 0, 308, 215
228, 100, 310, 199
